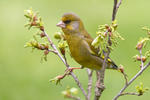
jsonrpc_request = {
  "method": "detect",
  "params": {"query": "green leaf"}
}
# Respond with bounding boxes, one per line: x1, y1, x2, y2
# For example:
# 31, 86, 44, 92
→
58, 41, 68, 49
91, 36, 100, 48
135, 82, 149, 95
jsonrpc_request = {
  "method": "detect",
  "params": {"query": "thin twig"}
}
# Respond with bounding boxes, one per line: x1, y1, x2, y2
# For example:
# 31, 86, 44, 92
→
94, 52, 110, 100
94, 71, 101, 100
139, 49, 144, 68
43, 30, 88, 99
120, 92, 140, 96
112, 0, 123, 21
86, 69, 93, 100
113, 61, 150, 100
63, 54, 69, 67
44, 31, 67, 65
122, 72, 128, 85
48, 49, 57, 54
70, 72, 88, 100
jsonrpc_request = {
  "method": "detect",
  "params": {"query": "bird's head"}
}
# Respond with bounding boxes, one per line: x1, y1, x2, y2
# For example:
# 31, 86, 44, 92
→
57, 13, 85, 34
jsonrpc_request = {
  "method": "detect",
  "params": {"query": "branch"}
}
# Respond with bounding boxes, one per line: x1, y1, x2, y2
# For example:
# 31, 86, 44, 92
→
122, 71, 128, 85
113, 61, 150, 100
43, 30, 88, 99
112, 0, 123, 21
112, 0, 122, 21
94, 32, 111, 99
94, 50, 110, 100
139, 49, 144, 68
120, 92, 140, 96
86, 69, 93, 100
94, 0, 123, 99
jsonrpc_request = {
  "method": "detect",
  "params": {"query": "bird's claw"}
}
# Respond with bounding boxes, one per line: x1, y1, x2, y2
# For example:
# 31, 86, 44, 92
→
65, 67, 81, 74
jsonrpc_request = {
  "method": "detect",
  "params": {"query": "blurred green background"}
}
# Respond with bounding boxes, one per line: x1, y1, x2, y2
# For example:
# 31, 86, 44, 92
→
1, 0, 150, 100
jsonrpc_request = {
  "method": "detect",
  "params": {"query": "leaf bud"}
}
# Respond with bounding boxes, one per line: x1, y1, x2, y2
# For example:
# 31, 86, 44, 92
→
136, 55, 141, 61
40, 32, 46, 38
44, 45, 49, 50
109, 32, 112, 37
136, 43, 143, 50
142, 56, 146, 62
119, 65, 124, 73
31, 21, 37, 26
44, 50, 49, 55
33, 15, 38, 21
105, 24, 109, 29
40, 26, 44, 31
60, 48, 65, 55
54, 32, 62, 40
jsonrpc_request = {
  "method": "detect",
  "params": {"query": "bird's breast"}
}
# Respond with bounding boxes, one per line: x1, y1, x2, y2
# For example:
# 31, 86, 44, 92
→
65, 34, 102, 70
66, 34, 92, 65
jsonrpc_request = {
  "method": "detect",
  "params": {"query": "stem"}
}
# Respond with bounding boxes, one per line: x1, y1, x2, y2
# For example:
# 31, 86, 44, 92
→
86, 69, 93, 100
139, 49, 144, 68
112, 0, 123, 21
43, 30, 88, 99
122, 72, 128, 85
120, 92, 140, 96
94, 0, 122, 99
113, 61, 150, 100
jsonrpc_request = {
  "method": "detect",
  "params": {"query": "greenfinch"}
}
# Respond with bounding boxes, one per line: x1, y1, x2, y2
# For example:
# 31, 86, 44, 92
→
57, 13, 118, 70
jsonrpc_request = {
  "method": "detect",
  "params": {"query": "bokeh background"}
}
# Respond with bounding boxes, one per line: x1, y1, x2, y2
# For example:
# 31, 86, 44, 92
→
1, 0, 150, 100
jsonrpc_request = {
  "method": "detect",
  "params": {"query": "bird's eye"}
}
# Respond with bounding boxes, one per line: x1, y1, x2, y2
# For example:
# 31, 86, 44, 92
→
64, 20, 71, 24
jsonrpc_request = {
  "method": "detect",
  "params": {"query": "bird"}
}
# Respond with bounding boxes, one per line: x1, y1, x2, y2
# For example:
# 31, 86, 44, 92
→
56, 12, 118, 70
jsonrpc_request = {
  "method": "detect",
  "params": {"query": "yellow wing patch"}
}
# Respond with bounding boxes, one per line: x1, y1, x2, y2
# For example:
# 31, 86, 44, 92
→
101, 55, 112, 63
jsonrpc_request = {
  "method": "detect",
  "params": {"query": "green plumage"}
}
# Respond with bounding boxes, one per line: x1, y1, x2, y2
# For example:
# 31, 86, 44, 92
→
57, 13, 118, 70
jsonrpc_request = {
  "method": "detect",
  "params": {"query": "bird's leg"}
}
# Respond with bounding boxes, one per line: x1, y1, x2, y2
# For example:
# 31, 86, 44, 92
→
65, 66, 83, 74
67, 67, 81, 72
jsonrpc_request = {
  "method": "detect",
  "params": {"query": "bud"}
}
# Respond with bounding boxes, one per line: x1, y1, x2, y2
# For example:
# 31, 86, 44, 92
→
40, 32, 46, 38
136, 55, 141, 61
119, 65, 124, 73
44, 45, 49, 50
56, 75, 64, 79
38, 44, 45, 50
44, 50, 49, 55
142, 56, 146, 62
58, 41, 68, 55
108, 27, 112, 32
60, 48, 65, 55
105, 24, 109, 29
40, 26, 44, 31
49, 75, 64, 85
31, 41, 38, 47
33, 15, 38, 21
113, 24, 118, 30
54, 32, 62, 40
103, 32, 107, 37
109, 32, 112, 37
136, 43, 143, 50
31, 21, 37, 26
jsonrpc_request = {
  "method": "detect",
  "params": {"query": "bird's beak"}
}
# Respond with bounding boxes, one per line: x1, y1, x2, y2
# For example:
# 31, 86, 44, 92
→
56, 21, 66, 28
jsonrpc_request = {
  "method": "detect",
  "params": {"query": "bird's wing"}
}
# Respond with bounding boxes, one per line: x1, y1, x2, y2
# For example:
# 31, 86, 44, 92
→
81, 30, 114, 63
81, 30, 99, 55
